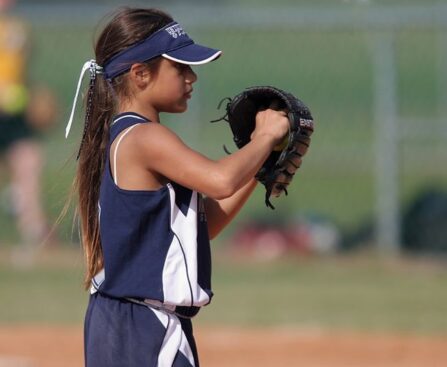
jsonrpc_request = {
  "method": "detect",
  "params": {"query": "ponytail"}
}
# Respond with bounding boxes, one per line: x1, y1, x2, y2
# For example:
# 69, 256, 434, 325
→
76, 71, 115, 288
68, 7, 173, 289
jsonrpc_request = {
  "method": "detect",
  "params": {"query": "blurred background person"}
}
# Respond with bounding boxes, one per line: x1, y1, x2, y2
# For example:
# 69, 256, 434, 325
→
0, 0, 58, 262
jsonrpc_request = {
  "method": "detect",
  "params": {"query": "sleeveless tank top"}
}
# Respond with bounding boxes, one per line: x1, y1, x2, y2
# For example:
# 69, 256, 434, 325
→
93, 112, 213, 310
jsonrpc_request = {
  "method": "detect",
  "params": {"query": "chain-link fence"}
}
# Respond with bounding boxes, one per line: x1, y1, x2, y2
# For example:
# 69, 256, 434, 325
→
4, 1, 446, 253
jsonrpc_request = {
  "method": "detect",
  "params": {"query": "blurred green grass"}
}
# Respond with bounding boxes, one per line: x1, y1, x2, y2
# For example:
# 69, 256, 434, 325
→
201, 253, 447, 333
1, 248, 446, 334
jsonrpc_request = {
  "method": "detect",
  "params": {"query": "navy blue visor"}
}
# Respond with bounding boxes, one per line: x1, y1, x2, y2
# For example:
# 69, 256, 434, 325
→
103, 21, 222, 80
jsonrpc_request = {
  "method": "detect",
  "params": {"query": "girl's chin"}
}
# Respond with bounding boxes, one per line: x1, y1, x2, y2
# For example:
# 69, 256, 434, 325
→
159, 100, 189, 114
172, 103, 188, 113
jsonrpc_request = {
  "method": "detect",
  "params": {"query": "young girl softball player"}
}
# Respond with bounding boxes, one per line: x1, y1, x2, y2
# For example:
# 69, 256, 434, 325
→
66, 7, 289, 367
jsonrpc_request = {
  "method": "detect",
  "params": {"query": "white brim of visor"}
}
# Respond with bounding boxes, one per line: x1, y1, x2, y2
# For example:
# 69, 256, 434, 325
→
162, 50, 222, 65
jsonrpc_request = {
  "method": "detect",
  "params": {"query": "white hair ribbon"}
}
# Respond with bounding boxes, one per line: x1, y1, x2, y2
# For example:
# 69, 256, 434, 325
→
65, 59, 103, 138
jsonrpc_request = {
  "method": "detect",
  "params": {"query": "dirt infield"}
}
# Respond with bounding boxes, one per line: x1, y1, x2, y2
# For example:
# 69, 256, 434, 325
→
0, 325, 447, 367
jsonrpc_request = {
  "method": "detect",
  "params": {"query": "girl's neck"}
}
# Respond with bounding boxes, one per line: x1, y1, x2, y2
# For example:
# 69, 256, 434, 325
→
118, 101, 160, 123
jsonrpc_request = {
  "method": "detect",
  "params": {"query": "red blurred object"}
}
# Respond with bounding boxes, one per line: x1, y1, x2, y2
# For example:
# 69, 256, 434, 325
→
228, 216, 340, 260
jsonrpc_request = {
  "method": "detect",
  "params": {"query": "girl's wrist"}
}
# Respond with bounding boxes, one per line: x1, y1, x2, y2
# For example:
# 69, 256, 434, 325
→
251, 132, 276, 149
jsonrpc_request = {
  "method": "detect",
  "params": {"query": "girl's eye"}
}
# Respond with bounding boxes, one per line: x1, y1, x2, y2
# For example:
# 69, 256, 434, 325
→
175, 63, 188, 72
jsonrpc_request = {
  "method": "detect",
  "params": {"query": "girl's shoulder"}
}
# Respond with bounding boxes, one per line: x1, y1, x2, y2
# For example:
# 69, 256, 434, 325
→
130, 120, 183, 147
116, 120, 186, 169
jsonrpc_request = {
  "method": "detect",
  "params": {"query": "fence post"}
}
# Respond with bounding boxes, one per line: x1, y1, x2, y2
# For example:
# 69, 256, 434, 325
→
371, 32, 401, 253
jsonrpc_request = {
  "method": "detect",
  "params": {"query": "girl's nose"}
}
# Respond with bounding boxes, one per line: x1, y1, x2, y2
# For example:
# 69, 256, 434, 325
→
186, 66, 197, 84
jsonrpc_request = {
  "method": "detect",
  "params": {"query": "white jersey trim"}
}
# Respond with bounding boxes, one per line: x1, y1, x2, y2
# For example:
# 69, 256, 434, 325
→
112, 124, 140, 185
111, 114, 146, 126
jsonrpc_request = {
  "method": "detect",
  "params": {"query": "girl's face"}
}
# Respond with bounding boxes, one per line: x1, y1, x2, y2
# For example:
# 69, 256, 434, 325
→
146, 59, 197, 114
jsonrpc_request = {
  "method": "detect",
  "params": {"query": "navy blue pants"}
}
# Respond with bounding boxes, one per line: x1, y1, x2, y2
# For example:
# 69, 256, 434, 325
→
84, 293, 199, 367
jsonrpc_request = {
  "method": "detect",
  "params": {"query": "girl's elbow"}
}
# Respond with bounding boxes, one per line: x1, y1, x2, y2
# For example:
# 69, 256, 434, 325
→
210, 185, 235, 200
208, 174, 237, 200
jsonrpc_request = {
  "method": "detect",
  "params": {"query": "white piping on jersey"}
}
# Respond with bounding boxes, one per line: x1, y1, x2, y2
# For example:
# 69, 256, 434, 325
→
112, 124, 140, 186
111, 114, 146, 126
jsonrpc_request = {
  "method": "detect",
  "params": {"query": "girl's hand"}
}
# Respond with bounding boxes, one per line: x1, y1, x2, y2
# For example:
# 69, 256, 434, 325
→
251, 107, 290, 146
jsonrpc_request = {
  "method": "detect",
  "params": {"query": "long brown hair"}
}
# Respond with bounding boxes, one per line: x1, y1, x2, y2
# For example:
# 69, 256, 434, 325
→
75, 7, 173, 288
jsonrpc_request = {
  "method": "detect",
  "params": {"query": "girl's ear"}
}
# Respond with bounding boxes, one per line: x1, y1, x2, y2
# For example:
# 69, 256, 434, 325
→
129, 63, 151, 88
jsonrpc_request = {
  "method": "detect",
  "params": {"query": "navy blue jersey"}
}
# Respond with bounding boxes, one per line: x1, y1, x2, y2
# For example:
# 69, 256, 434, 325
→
93, 112, 212, 309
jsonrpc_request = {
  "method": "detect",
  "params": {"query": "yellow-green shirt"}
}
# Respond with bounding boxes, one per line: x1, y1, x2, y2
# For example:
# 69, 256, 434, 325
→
0, 16, 28, 114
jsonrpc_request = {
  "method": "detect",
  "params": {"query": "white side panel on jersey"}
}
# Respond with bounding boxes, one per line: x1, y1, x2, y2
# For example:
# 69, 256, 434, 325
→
162, 184, 210, 306
163, 233, 192, 305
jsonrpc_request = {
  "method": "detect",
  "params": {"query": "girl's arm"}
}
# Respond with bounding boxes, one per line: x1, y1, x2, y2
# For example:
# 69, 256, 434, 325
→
130, 109, 289, 199
204, 178, 257, 240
